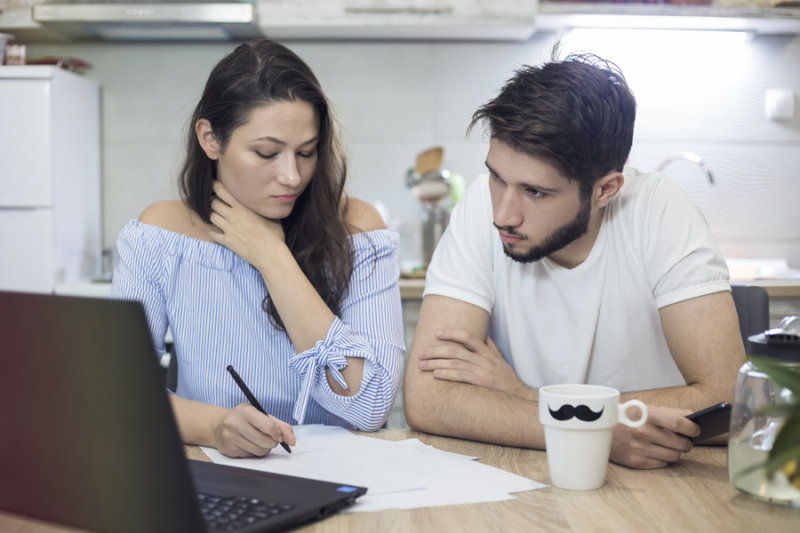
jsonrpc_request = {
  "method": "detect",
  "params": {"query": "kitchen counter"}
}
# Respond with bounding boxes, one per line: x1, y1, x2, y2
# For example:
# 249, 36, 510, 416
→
401, 278, 800, 301
53, 280, 429, 301
59, 279, 431, 300
735, 279, 800, 299
399, 278, 426, 300
54, 278, 800, 301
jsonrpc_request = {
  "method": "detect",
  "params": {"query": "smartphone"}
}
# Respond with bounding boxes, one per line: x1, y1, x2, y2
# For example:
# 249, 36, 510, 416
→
686, 402, 732, 443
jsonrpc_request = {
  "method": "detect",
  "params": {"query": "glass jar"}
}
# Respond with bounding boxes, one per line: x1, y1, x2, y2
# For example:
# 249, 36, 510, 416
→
728, 318, 800, 506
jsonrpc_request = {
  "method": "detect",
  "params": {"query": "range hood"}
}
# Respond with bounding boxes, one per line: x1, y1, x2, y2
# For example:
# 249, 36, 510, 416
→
27, 1, 538, 42
31, 2, 261, 41
256, 1, 538, 41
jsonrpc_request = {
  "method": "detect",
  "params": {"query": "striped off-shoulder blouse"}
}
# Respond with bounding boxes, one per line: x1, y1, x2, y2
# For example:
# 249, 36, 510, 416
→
109, 220, 405, 430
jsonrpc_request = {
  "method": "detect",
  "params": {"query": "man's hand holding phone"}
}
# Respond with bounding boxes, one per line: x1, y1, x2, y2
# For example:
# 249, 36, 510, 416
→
686, 402, 732, 443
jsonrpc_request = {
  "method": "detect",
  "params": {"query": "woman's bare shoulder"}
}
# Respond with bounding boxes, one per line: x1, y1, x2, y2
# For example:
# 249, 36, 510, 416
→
343, 197, 387, 234
138, 200, 213, 241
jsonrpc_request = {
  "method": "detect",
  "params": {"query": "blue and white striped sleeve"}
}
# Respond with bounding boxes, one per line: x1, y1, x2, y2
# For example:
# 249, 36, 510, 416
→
108, 220, 170, 357
288, 230, 405, 430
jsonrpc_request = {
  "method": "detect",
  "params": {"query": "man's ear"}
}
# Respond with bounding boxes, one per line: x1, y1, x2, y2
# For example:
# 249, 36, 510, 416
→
593, 171, 624, 209
195, 118, 221, 160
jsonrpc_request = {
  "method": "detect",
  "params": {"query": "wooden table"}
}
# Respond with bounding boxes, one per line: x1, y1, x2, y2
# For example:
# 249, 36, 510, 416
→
2, 428, 798, 532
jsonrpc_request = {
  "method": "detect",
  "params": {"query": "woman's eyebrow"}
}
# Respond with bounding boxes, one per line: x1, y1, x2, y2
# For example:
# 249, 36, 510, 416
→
252, 135, 319, 146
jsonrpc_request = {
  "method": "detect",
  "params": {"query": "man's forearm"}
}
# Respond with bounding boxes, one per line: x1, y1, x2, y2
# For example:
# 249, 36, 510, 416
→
620, 376, 736, 411
404, 372, 545, 449
620, 381, 736, 445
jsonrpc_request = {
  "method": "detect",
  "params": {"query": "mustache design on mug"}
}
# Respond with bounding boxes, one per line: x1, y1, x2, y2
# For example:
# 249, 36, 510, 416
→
548, 403, 604, 422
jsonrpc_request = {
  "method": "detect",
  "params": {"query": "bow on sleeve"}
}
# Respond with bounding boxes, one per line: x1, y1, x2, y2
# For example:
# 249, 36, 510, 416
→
288, 317, 372, 424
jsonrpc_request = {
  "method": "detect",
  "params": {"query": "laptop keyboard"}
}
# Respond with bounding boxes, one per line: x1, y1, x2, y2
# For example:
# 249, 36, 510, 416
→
198, 491, 295, 531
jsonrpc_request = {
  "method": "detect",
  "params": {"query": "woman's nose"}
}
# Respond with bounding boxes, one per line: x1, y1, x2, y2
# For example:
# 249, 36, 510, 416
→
276, 154, 301, 186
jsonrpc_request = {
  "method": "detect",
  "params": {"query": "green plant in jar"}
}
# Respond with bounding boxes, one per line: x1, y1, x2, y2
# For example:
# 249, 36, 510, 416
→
750, 356, 800, 489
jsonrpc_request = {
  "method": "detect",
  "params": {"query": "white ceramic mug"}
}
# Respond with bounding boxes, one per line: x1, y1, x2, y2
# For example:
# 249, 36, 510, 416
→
538, 384, 648, 490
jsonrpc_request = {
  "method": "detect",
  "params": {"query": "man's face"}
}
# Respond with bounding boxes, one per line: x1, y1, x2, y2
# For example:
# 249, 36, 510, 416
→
486, 139, 592, 264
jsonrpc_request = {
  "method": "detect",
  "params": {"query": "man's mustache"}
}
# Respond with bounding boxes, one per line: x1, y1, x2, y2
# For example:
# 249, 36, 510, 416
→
548, 404, 604, 422
492, 223, 526, 239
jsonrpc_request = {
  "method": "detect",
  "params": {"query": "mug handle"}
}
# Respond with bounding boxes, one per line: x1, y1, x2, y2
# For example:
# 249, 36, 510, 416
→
618, 399, 648, 428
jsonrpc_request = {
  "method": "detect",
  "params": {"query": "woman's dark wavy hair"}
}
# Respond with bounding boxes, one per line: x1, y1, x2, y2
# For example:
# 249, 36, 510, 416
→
179, 39, 353, 331
469, 50, 636, 198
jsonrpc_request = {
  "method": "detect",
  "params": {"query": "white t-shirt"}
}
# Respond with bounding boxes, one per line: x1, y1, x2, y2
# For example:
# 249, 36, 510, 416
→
424, 169, 730, 392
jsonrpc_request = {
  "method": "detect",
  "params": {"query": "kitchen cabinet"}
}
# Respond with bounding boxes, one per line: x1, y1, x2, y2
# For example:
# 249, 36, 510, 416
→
0, 0, 78, 41
0, 0, 34, 28
0, 0, 58, 40
0, 65, 101, 293
5, 1, 800, 41
3, 0, 539, 42
255, 0, 538, 40
537, 2, 800, 34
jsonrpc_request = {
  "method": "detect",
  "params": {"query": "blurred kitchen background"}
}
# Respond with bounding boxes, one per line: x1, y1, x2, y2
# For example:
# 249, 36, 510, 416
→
3, 1, 800, 270
3, 0, 800, 428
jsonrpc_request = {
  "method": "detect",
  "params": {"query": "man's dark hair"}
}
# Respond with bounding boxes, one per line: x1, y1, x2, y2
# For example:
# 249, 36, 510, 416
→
469, 51, 636, 196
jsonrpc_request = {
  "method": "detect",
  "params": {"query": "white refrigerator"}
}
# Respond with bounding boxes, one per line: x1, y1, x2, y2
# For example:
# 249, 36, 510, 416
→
0, 65, 101, 293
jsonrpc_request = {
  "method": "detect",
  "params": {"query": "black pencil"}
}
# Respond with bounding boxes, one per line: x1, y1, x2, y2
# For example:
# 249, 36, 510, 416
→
226, 364, 292, 454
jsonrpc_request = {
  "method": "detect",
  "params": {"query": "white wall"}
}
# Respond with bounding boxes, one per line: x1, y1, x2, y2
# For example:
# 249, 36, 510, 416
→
26, 30, 800, 269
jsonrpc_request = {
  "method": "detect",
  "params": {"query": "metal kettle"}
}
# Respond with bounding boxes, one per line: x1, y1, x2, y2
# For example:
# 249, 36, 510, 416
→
406, 147, 451, 267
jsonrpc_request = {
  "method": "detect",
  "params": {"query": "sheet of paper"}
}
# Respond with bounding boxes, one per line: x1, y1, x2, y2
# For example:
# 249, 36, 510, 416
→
201, 424, 546, 512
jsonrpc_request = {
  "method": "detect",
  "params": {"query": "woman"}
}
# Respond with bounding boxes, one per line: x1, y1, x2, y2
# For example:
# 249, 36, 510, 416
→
110, 40, 405, 458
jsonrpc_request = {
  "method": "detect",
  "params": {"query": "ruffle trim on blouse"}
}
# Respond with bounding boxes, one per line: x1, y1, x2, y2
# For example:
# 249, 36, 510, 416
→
121, 219, 236, 271
350, 229, 399, 254
288, 316, 372, 424
121, 220, 398, 273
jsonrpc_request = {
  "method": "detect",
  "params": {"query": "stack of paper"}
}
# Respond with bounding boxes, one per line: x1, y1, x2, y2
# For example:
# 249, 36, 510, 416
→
201, 424, 545, 512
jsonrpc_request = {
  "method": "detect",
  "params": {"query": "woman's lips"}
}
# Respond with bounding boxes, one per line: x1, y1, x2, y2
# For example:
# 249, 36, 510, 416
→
274, 194, 297, 203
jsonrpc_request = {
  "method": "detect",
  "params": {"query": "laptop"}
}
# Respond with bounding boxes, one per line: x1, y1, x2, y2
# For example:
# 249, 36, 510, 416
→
0, 290, 366, 533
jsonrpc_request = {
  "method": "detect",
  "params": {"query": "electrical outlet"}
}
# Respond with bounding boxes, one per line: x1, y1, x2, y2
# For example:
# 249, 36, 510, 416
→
765, 88, 795, 121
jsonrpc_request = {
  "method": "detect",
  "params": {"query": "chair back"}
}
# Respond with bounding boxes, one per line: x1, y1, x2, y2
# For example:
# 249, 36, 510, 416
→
730, 284, 769, 352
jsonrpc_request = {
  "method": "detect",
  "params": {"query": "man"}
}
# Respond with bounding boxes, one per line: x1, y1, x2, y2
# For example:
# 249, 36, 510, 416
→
403, 52, 745, 469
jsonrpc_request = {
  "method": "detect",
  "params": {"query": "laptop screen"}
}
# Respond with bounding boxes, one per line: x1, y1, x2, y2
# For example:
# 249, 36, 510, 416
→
0, 291, 212, 531
0, 290, 365, 533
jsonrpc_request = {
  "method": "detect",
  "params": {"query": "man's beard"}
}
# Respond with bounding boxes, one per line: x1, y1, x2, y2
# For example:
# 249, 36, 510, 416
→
496, 194, 592, 264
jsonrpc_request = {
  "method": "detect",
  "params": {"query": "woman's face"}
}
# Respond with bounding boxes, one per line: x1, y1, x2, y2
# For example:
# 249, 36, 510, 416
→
200, 100, 320, 221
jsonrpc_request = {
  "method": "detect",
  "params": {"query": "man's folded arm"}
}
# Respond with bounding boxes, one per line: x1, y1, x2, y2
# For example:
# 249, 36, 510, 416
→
403, 294, 545, 449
